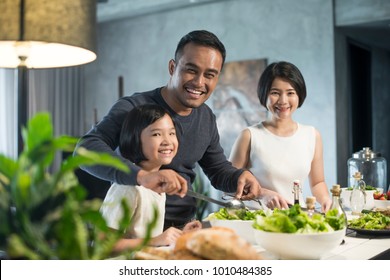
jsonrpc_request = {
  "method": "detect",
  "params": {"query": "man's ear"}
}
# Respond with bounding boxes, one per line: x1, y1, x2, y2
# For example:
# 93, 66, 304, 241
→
168, 59, 175, 75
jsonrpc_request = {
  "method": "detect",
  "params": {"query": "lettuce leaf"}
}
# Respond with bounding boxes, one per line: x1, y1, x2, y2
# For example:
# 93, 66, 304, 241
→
253, 204, 345, 233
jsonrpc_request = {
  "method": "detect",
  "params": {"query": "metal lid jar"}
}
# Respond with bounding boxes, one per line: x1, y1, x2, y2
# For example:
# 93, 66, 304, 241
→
347, 147, 387, 190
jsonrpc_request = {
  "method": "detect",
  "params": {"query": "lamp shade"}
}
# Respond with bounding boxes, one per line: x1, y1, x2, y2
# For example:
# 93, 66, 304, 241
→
0, 0, 97, 68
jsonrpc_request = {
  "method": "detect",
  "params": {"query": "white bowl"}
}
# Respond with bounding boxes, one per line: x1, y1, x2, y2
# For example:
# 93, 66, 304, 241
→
373, 199, 390, 209
209, 219, 256, 244
254, 228, 346, 259
340, 188, 383, 210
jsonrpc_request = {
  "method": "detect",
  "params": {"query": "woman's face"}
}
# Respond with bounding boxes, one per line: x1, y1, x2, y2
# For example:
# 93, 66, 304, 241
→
140, 114, 178, 171
266, 77, 299, 120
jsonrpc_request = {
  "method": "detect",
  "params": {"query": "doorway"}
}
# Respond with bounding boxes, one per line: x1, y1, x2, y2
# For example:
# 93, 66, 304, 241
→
348, 42, 372, 154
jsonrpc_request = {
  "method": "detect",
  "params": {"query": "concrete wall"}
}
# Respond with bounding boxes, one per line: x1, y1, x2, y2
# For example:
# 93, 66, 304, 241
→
84, 0, 337, 199
334, 0, 390, 190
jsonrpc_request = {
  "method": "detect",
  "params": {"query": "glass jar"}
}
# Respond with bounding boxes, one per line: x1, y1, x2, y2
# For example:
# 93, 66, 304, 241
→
347, 147, 387, 190
349, 172, 366, 215
330, 184, 347, 227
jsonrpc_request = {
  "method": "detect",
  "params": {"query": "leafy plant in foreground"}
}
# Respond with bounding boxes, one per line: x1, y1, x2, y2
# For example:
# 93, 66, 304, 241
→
0, 112, 154, 259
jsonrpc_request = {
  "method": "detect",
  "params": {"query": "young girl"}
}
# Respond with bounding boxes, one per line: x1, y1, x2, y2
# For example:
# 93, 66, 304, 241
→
100, 104, 201, 253
229, 61, 332, 212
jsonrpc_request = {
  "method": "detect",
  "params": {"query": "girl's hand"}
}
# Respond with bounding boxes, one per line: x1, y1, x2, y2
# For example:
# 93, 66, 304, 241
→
183, 220, 202, 233
149, 227, 182, 247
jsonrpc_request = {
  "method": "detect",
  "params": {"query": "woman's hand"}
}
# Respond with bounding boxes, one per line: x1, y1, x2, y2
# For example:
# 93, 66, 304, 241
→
321, 198, 332, 213
259, 188, 291, 209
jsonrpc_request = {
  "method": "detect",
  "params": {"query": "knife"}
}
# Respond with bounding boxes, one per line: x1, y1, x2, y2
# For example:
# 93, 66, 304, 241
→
186, 190, 230, 208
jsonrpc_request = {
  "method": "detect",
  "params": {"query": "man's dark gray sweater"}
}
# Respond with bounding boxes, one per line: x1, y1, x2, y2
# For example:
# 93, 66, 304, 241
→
76, 87, 244, 227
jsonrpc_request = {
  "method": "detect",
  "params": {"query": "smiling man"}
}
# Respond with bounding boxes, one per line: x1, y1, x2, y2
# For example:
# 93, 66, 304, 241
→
75, 30, 261, 229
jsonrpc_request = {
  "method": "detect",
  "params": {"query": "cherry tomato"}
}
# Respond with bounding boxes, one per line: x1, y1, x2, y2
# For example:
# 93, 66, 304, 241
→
373, 192, 383, 199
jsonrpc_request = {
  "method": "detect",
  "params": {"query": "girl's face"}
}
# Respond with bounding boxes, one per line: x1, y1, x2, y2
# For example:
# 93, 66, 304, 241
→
266, 77, 299, 120
139, 114, 178, 172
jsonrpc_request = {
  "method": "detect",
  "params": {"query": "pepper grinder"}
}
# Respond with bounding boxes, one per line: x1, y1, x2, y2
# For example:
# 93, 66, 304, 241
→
305, 196, 316, 218
292, 180, 302, 205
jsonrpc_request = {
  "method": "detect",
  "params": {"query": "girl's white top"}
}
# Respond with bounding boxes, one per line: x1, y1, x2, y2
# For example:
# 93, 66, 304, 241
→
100, 184, 166, 238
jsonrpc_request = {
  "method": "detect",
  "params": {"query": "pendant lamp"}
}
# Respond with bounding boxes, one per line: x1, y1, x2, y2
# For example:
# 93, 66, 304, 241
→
0, 0, 97, 68
0, 0, 97, 154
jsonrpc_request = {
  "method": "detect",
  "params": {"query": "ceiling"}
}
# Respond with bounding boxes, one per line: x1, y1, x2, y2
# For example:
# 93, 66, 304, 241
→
96, 0, 229, 23
96, 0, 390, 51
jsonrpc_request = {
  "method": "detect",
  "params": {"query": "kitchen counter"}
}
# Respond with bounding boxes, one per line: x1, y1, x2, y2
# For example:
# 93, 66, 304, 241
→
323, 229, 390, 260
259, 209, 390, 260
254, 228, 390, 260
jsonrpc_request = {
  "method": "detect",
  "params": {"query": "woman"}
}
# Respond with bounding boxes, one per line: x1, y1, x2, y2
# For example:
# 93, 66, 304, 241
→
100, 104, 201, 253
229, 61, 331, 212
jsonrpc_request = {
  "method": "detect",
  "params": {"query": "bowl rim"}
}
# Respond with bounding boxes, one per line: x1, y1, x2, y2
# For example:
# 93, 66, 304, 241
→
341, 188, 383, 193
253, 228, 346, 236
209, 219, 255, 222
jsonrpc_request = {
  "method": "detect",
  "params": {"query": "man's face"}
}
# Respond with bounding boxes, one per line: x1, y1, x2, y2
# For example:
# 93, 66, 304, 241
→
167, 43, 223, 115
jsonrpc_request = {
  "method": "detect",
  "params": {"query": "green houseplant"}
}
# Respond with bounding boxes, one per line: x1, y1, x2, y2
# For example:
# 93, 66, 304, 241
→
192, 166, 210, 221
0, 112, 155, 260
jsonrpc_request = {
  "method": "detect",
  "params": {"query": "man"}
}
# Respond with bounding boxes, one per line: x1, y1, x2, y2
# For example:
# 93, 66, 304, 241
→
76, 30, 261, 228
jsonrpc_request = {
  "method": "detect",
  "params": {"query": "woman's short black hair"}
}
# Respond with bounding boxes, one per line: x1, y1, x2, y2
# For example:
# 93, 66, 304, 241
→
174, 30, 226, 69
257, 61, 307, 108
119, 104, 174, 165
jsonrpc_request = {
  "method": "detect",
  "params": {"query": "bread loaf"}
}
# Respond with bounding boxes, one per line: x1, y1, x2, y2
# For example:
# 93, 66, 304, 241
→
185, 227, 261, 260
134, 226, 262, 260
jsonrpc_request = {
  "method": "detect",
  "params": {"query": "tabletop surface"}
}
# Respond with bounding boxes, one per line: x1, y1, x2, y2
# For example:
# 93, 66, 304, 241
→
323, 228, 390, 260
253, 228, 390, 260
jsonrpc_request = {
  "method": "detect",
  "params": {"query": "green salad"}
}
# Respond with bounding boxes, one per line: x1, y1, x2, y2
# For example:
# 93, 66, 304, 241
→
252, 204, 346, 233
348, 211, 390, 230
207, 207, 266, 220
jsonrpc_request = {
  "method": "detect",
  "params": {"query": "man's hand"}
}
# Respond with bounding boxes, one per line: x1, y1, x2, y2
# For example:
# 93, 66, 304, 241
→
234, 170, 261, 200
137, 169, 188, 197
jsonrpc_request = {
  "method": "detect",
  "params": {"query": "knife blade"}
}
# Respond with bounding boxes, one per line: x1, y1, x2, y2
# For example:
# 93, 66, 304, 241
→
186, 190, 229, 208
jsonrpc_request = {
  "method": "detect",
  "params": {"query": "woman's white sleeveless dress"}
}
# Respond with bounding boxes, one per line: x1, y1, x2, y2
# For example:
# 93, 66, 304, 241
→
247, 122, 315, 205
